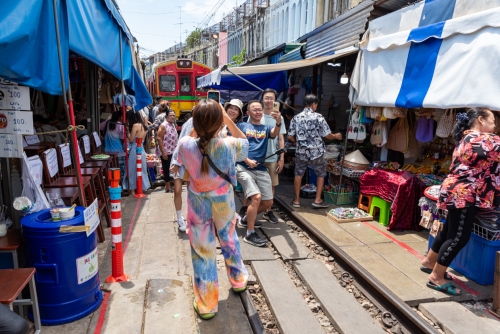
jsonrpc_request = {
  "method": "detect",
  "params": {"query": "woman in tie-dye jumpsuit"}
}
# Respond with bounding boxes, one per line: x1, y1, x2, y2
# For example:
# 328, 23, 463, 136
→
177, 99, 249, 319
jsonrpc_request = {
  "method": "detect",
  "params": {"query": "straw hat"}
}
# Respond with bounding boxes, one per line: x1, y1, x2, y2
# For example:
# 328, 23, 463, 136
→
343, 150, 370, 170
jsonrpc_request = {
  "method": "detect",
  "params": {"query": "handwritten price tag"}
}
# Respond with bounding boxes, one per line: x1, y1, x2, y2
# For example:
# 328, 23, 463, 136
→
92, 132, 102, 148
59, 144, 72, 168
78, 145, 84, 165
28, 156, 43, 186
84, 198, 100, 237
0, 134, 23, 158
83, 135, 90, 154
25, 134, 40, 145
44, 148, 58, 178
0, 86, 30, 110
0, 110, 34, 135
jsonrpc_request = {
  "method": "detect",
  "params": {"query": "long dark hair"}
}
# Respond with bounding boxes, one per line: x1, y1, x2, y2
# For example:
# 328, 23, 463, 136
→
192, 99, 223, 175
452, 107, 492, 143
108, 112, 122, 131
126, 110, 146, 134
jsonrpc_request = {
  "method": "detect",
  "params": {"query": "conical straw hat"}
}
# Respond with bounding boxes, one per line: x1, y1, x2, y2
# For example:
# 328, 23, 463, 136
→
344, 150, 369, 164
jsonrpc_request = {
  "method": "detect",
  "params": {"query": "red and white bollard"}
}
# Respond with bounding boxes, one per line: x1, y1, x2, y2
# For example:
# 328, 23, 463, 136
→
134, 137, 146, 198
106, 168, 129, 283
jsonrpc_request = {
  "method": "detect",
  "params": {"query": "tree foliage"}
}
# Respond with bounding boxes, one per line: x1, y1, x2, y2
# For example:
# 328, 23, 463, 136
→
186, 29, 201, 49
231, 49, 246, 67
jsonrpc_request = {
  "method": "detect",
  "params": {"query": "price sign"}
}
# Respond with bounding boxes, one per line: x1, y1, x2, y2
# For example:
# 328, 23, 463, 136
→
0, 86, 30, 110
0, 134, 23, 158
0, 77, 18, 85
44, 148, 58, 178
82, 135, 90, 154
84, 198, 100, 237
0, 110, 34, 135
59, 144, 72, 167
22, 137, 28, 147
27, 156, 43, 186
25, 134, 40, 145
78, 145, 84, 165
92, 132, 102, 148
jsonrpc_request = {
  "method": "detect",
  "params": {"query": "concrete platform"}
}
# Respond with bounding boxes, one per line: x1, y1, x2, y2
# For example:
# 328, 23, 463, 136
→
294, 259, 385, 334
252, 260, 324, 334
144, 277, 197, 334
260, 221, 313, 260
419, 302, 500, 334
275, 184, 494, 305
235, 226, 275, 262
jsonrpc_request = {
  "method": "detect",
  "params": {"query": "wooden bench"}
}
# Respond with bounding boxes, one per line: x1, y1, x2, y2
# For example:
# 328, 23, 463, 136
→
0, 268, 41, 333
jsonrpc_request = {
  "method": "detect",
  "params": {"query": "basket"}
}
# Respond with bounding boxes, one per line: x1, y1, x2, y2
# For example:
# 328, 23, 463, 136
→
324, 191, 359, 205
473, 223, 500, 241
342, 168, 365, 178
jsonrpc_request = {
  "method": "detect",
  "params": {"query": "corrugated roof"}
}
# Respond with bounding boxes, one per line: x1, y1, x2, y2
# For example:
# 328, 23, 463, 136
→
279, 46, 304, 62
304, 2, 373, 58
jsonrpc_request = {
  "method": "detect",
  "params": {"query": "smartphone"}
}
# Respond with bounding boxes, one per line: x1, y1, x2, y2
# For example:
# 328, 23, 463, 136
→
273, 102, 280, 112
207, 91, 220, 103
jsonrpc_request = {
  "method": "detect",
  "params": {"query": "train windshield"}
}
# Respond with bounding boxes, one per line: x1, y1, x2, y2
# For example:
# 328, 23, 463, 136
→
179, 74, 191, 95
160, 75, 175, 92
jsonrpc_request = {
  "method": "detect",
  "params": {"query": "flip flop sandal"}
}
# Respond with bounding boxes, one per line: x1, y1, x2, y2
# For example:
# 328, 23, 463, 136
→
420, 266, 453, 280
426, 281, 462, 296
193, 301, 216, 320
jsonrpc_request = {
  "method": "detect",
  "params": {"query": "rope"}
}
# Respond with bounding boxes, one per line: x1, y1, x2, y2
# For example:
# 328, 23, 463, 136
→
25, 125, 86, 144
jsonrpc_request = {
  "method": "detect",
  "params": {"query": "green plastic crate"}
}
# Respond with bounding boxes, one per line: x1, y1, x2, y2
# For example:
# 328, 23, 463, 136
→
324, 191, 359, 205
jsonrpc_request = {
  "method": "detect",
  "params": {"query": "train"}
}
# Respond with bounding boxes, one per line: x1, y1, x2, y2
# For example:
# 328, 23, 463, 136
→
146, 58, 211, 121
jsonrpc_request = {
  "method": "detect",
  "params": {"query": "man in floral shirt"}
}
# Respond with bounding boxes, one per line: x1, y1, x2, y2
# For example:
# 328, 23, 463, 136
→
288, 94, 342, 208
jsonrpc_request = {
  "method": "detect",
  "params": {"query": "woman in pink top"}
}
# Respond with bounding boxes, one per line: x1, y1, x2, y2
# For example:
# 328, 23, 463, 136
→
177, 99, 249, 320
157, 110, 178, 192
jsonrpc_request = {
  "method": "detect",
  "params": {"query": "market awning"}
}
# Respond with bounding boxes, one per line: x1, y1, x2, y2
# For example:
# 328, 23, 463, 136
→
197, 46, 358, 88
0, 0, 151, 109
350, 0, 500, 110
0, 0, 69, 96
67, 0, 151, 109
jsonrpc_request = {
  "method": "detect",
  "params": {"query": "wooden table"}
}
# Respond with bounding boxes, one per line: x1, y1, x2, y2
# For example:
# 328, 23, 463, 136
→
0, 268, 41, 333
0, 229, 22, 269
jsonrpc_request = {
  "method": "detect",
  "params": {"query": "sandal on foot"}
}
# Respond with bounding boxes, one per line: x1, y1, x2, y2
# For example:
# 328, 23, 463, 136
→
193, 301, 216, 320
233, 284, 247, 293
291, 200, 300, 208
420, 266, 453, 280
426, 281, 462, 296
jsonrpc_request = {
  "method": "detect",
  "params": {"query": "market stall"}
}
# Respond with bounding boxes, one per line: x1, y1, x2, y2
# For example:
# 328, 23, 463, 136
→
340, 0, 500, 285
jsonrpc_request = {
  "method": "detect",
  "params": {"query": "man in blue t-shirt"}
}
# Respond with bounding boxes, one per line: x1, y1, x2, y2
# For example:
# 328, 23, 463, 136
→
236, 100, 282, 247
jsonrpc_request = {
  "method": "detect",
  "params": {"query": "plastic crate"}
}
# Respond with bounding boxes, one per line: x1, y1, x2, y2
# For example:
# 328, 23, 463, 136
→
473, 223, 500, 241
428, 228, 500, 286
324, 191, 359, 205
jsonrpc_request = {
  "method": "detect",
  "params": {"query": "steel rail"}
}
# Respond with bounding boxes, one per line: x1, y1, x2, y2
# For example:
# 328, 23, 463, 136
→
274, 196, 438, 334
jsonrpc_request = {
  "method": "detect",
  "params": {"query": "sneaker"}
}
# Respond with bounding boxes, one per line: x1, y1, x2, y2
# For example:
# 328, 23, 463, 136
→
292, 200, 300, 208
243, 232, 267, 247
233, 283, 248, 293
177, 216, 187, 232
263, 211, 279, 224
239, 206, 248, 217
312, 201, 329, 208
237, 215, 262, 228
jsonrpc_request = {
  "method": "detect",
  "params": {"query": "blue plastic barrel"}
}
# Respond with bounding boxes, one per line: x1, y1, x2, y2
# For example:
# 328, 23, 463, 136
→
21, 207, 102, 325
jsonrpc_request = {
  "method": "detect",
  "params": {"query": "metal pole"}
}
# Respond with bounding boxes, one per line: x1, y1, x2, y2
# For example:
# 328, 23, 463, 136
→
52, 0, 86, 206
119, 30, 130, 190
336, 104, 353, 205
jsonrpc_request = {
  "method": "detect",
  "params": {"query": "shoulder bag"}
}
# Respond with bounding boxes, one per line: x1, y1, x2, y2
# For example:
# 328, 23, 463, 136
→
196, 139, 231, 184
387, 117, 409, 153
436, 109, 455, 138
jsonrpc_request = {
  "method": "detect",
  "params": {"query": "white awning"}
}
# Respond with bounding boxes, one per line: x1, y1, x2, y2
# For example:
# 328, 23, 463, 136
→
197, 46, 358, 88
349, 0, 500, 110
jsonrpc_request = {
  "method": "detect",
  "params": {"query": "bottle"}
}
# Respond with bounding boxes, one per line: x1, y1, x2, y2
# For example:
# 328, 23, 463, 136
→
0, 216, 6, 237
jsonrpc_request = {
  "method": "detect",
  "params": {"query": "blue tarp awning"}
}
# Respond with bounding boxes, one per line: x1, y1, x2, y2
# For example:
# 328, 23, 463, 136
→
0, 0, 69, 96
209, 72, 288, 92
0, 0, 151, 109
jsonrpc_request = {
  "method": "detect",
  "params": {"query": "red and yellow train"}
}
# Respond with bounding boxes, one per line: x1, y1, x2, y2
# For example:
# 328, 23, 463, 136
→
146, 58, 211, 120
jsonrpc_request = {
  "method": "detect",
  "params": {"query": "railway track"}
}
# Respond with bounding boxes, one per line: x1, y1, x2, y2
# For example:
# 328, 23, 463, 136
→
272, 196, 438, 334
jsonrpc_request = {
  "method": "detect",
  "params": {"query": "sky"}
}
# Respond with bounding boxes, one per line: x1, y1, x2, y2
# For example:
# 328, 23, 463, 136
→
116, 0, 247, 58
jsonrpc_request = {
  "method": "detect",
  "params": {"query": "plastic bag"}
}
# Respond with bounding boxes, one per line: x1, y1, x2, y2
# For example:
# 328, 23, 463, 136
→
46, 192, 65, 208
19, 155, 50, 215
